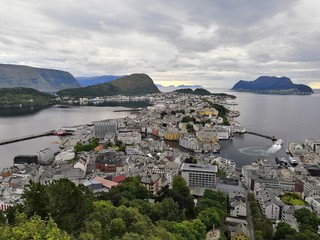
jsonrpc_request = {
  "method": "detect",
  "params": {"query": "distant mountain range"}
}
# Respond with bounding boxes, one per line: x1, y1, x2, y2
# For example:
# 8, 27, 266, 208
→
57, 73, 160, 97
174, 88, 212, 95
0, 64, 80, 91
76, 75, 124, 87
156, 84, 203, 92
232, 76, 313, 95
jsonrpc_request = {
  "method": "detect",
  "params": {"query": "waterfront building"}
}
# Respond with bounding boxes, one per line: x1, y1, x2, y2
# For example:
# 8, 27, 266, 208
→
13, 155, 38, 165
213, 125, 232, 140
94, 120, 117, 139
180, 163, 217, 188
38, 148, 54, 165
55, 150, 75, 163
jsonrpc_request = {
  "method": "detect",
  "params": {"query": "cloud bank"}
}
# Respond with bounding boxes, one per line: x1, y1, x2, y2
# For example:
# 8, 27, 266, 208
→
0, 0, 319, 88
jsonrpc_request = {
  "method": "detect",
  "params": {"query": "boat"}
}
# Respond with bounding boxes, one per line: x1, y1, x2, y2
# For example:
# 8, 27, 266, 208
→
53, 130, 67, 136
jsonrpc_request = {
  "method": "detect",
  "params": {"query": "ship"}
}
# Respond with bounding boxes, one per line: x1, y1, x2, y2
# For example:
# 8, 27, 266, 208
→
53, 130, 67, 136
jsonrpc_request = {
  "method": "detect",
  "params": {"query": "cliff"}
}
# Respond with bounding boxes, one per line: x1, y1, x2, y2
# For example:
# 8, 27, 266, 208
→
0, 64, 80, 91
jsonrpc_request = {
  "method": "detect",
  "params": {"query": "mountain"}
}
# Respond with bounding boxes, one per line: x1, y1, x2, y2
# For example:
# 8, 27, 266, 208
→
174, 88, 212, 95
232, 76, 314, 95
0, 87, 54, 106
76, 75, 124, 87
57, 73, 160, 97
0, 64, 80, 91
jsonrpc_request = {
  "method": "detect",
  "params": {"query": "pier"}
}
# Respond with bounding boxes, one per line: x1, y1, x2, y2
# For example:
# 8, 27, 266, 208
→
0, 130, 55, 145
245, 131, 277, 141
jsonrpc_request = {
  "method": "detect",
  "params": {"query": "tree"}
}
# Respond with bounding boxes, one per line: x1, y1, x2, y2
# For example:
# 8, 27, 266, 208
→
110, 218, 126, 238
0, 213, 70, 240
22, 181, 50, 219
197, 208, 222, 230
150, 197, 183, 222
274, 222, 296, 240
172, 176, 190, 197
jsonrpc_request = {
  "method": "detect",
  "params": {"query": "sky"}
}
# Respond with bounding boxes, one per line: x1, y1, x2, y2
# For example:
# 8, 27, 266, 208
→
0, 0, 320, 88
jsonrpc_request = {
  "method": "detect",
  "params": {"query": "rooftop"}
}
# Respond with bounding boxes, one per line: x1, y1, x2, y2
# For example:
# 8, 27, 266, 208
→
181, 163, 217, 173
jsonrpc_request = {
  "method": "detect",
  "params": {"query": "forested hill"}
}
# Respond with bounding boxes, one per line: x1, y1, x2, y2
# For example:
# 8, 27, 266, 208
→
57, 73, 160, 97
0, 87, 54, 106
0, 64, 80, 91
232, 76, 313, 95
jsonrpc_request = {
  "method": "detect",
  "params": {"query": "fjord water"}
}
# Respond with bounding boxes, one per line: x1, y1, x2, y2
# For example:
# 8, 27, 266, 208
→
0, 105, 131, 169
218, 90, 320, 166
0, 92, 319, 169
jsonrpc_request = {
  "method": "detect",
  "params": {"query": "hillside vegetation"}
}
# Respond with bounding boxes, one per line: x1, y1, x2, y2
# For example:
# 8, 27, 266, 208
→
57, 73, 160, 97
0, 87, 54, 106
232, 76, 313, 95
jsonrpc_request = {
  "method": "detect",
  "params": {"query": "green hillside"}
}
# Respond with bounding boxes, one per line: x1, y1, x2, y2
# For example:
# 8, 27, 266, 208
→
57, 73, 160, 97
0, 87, 54, 106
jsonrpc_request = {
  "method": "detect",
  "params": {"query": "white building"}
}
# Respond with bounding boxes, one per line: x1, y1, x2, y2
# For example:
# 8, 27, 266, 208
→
38, 148, 54, 165
229, 192, 247, 218
117, 131, 141, 144
94, 120, 117, 139
256, 188, 284, 220
180, 163, 217, 189
55, 150, 75, 163
213, 125, 232, 140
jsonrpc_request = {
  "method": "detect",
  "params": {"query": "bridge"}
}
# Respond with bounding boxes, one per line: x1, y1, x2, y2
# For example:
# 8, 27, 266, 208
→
245, 131, 277, 141
0, 130, 55, 146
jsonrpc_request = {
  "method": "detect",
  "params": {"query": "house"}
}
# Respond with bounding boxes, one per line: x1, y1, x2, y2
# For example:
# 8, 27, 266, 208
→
112, 174, 126, 184
229, 223, 250, 240
229, 192, 247, 218
93, 176, 118, 190
140, 174, 161, 195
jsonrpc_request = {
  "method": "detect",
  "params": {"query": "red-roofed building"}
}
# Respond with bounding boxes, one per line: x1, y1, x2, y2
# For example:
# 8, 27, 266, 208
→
112, 174, 126, 183
93, 176, 118, 190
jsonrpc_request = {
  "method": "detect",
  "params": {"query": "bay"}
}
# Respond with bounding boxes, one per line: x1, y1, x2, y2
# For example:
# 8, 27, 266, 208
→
0, 105, 131, 169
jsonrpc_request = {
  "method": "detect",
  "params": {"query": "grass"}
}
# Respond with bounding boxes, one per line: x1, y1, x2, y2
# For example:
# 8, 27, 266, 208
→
280, 192, 306, 206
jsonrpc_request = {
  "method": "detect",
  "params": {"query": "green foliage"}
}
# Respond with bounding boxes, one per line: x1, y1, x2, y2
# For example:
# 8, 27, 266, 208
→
150, 198, 183, 222
57, 73, 160, 98
280, 192, 306, 206
0, 87, 54, 106
186, 123, 195, 133
74, 137, 99, 153
182, 116, 195, 123
273, 222, 297, 240
0, 213, 70, 240
247, 193, 273, 240
295, 208, 320, 233
95, 176, 151, 206
172, 176, 190, 197
21, 179, 94, 236
184, 156, 198, 164
197, 208, 222, 230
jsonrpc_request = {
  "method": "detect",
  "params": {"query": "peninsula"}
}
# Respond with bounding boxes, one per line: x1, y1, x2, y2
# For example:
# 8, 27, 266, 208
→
232, 76, 313, 95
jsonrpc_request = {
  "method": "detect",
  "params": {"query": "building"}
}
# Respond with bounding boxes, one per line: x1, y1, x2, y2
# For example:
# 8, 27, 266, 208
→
213, 125, 232, 140
256, 188, 284, 221
140, 174, 162, 195
117, 131, 141, 144
180, 163, 217, 188
38, 148, 54, 165
305, 138, 320, 153
94, 120, 117, 139
229, 192, 247, 218
13, 155, 38, 165
55, 150, 75, 163
95, 150, 124, 173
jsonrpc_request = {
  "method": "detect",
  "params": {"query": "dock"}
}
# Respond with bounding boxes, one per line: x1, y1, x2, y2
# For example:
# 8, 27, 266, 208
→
0, 130, 55, 145
245, 131, 277, 141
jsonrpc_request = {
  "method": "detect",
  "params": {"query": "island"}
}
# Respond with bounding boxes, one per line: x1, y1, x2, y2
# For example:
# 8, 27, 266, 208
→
232, 76, 314, 95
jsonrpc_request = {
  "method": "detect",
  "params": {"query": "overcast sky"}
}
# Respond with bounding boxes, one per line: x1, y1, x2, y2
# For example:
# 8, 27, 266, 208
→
0, 0, 320, 88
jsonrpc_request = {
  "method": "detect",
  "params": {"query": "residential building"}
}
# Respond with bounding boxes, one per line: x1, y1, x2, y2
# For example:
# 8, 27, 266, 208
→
140, 174, 161, 194
256, 188, 284, 221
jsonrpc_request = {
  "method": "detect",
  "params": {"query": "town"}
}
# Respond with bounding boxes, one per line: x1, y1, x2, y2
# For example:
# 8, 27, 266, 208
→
1, 91, 320, 240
